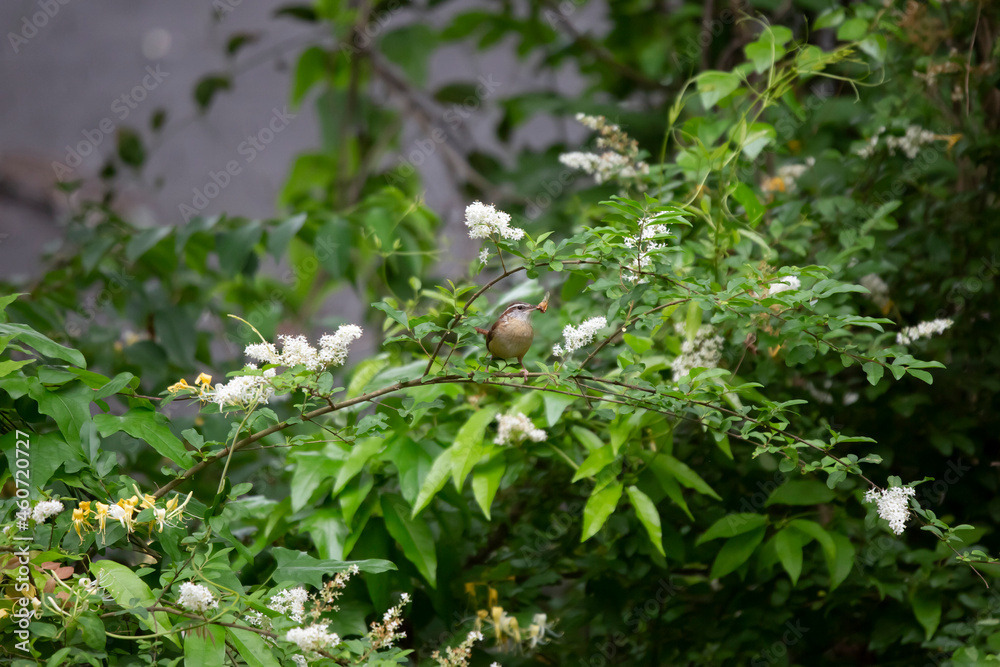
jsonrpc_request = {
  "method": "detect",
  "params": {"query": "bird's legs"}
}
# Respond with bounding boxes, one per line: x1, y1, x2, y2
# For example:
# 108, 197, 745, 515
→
517, 355, 528, 382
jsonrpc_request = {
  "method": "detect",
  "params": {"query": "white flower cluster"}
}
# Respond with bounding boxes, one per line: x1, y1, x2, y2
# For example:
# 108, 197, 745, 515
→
178, 582, 219, 613
623, 216, 671, 280
776, 157, 815, 191
860, 273, 890, 310
558, 113, 649, 184
671, 324, 725, 381
766, 275, 801, 297
286, 623, 341, 654
267, 586, 309, 623
558, 151, 647, 184
478, 248, 490, 266
864, 485, 916, 535
212, 366, 277, 408
896, 318, 953, 345
31, 499, 64, 524
464, 201, 525, 241
552, 316, 607, 357
245, 325, 363, 371
857, 125, 938, 159
369, 592, 410, 649
494, 412, 547, 446
432, 630, 484, 667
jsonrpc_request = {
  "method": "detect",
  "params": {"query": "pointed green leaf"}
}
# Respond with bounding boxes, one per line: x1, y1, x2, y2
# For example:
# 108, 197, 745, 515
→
659, 455, 721, 500
227, 627, 282, 667
627, 485, 665, 557
774, 527, 804, 585
382, 494, 437, 588
710, 526, 766, 579
334, 438, 383, 495
450, 407, 498, 491
912, 588, 942, 640
0, 322, 86, 367
765, 480, 836, 506
183, 623, 226, 667
412, 447, 456, 516
472, 454, 506, 520
697, 513, 768, 545
572, 444, 615, 482
581, 479, 624, 542
91, 561, 178, 646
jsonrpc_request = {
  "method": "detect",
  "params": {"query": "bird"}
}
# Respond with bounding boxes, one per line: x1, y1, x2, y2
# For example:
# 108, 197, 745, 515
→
475, 301, 539, 380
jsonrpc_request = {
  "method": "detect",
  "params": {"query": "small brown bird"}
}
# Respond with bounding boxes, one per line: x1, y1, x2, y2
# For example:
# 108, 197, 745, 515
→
475, 301, 538, 380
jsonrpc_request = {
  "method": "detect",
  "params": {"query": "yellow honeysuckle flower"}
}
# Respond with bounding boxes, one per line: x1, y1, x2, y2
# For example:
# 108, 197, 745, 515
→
762, 176, 786, 193
487, 586, 498, 609
167, 378, 190, 393
72, 507, 92, 541
195, 372, 212, 387
94, 502, 109, 535
132, 485, 157, 510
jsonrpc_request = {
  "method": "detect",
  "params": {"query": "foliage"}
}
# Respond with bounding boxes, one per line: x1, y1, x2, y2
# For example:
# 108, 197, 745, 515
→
2, 1, 999, 666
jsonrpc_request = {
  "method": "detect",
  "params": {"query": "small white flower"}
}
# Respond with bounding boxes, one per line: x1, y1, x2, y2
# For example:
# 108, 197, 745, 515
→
268, 587, 310, 623
671, 324, 724, 382
864, 485, 916, 535
212, 367, 277, 408
178, 582, 219, 613
31, 500, 64, 524
553, 316, 607, 356
286, 624, 340, 654
291, 656, 308, 667
766, 275, 801, 296
279, 334, 322, 370
896, 318, 953, 345
318, 325, 363, 367
245, 342, 280, 365
479, 248, 490, 266
495, 412, 547, 446
464, 202, 525, 241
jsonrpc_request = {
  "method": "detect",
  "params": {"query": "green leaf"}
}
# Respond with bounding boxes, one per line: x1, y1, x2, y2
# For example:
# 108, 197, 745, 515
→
697, 70, 741, 109
271, 547, 395, 589
829, 532, 855, 591
91, 561, 177, 646
774, 527, 804, 585
472, 454, 505, 520
292, 45, 327, 107
411, 446, 455, 516
710, 526, 766, 579
698, 513, 768, 545
581, 479, 624, 542
372, 301, 410, 330
543, 392, 577, 427
908, 369, 934, 385
864, 361, 885, 386
627, 485, 665, 557
194, 74, 232, 111
75, 611, 106, 650
94, 372, 136, 400
116, 127, 145, 168
732, 182, 765, 226
765, 480, 836, 506
292, 447, 347, 508
450, 407, 498, 491
334, 438, 383, 495
572, 444, 615, 482
837, 17, 868, 41
0, 323, 86, 367
649, 461, 693, 520
227, 627, 282, 667
29, 380, 92, 446
912, 588, 942, 640
0, 358, 33, 377
94, 409, 195, 468
183, 623, 226, 667
814, 8, 845, 30
789, 519, 837, 579
382, 494, 437, 587
0, 293, 25, 314
126, 227, 172, 262
659, 455, 721, 500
